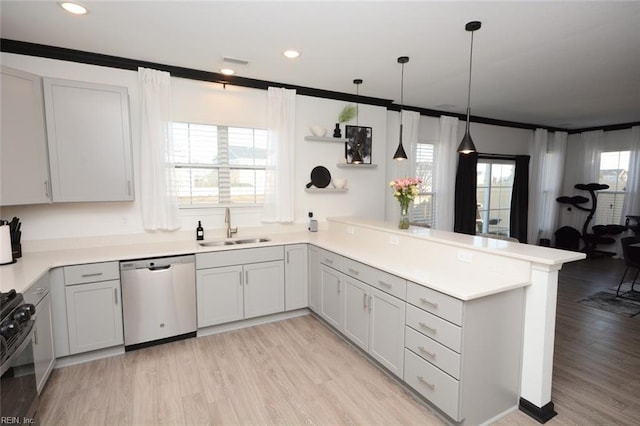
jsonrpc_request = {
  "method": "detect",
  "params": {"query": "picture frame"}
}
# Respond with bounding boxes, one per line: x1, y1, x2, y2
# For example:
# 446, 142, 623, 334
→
345, 125, 372, 164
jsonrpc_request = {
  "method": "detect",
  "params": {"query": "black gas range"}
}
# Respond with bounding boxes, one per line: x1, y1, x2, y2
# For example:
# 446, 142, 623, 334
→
1, 289, 38, 423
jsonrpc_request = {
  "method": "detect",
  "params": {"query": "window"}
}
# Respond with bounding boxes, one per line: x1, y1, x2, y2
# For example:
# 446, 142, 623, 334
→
410, 143, 435, 227
172, 122, 267, 206
594, 150, 629, 225
476, 160, 515, 236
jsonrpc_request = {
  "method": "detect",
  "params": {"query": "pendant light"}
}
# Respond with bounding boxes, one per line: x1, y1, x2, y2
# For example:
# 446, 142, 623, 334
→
458, 21, 481, 154
393, 56, 409, 161
350, 79, 364, 164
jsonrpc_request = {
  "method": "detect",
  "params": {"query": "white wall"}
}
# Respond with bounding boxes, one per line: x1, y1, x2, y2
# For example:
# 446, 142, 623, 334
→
0, 52, 389, 242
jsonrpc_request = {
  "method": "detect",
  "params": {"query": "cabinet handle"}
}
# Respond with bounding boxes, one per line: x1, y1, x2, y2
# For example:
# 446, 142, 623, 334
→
44, 181, 49, 197
324, 258, 333, 265
419, 297, 438, 309
348, 268, 359, 276
245, 271, 249, 285
418, 322, 437, 334
363, 293, 368, 308
418, 346, 436, 358
81, 272, 103, 278
418, 376, 435, 389
338, 282, 341, 294
368, 295, 373, 312
33, 287, 46, 295
378, 280, 392, 288
34, 326, 38, 345
114, 288, 118, 305
239, 271, 243, 285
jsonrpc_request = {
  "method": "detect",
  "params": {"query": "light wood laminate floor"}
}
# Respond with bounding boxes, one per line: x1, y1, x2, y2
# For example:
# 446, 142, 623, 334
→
40, 257, 640, 425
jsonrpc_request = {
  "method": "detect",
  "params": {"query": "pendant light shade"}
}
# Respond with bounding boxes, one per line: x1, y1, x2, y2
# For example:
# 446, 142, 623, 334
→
457, 21, 481, 154
393, 56, 409, 161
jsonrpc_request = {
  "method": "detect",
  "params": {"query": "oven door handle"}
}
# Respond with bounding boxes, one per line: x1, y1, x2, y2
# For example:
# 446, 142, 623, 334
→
0, 323, 34, 377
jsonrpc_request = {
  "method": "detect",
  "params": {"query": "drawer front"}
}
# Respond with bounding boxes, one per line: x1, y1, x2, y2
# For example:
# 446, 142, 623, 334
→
405, 304, 462, 353
407, 281, 463, 326
343, 257, 406, 300
24, 272, 51, 306
196, 246, 284, 270
316, 247, 343, 271
404, 349, 461, 421
405, 326, 461, 380
64, 262, 120, 285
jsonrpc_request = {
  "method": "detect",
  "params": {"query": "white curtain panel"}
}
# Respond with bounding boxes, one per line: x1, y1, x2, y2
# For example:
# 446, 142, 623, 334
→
539, 131, 567, 241
527, 129, 548, 245
434, 115, 459, 231
138, 67, 180, 231
262, 87, 296, 223
621, 126, 640, 222
578, 130, 604, 184
402, 110, 420, 177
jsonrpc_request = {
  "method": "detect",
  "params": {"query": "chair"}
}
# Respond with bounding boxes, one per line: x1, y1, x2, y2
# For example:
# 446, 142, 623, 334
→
616, 236, 640, 297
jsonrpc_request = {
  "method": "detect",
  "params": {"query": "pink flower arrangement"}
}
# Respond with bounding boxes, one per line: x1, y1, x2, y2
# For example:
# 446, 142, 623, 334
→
389, 177, 422, 210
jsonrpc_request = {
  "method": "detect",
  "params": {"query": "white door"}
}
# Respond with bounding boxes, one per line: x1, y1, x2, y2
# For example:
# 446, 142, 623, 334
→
244, 261, 285, 319
284, 244, 308, 311
307, 246, 321, 313
369, 287, 406, 378
320, 264, 343, 329
196, 265, 243, 327
342, 276, 370, 351
33, 293, 55, 393
65, 280, 124, 354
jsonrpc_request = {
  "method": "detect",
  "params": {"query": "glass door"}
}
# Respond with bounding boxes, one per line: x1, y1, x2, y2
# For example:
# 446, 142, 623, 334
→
476, 160, 515, 236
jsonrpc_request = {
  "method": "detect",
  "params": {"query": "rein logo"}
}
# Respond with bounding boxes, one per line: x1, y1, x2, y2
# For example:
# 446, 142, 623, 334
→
0, 417, 35, 424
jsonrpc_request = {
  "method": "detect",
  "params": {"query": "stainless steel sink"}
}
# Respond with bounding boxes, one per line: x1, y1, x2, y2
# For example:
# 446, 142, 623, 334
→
198, 237, 271, 247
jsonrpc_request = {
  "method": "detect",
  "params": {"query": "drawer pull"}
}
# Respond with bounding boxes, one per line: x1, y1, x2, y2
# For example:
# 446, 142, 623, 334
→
348, 268, 359, 276
81, 272, 103, 278
324, 258, 334, 265
114, 288, 118, 305
418, 322, 437, 334
363, 293, 368, 308
418, 346, 436, 358
378, 280, 392, 288
419, 297, 438, 308
33, 287, 46, 295
418, 376, 435, 389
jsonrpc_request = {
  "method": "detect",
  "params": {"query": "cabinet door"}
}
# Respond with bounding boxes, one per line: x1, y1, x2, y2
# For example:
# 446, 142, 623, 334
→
308, 246, 321, 313
319, 264, 343, 330
369, 287, 406, 378
196, 265, 243, 327
65, 280, 124, 354
343, 276, 370, 351
0, 66, 51, 205
244, 261, 285, 319
33, 293, 55, 393
284, 244, 308, 311
43, 78, 134, 202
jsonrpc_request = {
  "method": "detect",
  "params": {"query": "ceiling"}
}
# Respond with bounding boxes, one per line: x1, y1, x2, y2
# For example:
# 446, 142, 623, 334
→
2, 1, 639, 130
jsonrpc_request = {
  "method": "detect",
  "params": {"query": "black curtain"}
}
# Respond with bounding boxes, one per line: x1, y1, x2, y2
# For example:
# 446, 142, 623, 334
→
510, 155, 530, 243
454, 152, 478, 235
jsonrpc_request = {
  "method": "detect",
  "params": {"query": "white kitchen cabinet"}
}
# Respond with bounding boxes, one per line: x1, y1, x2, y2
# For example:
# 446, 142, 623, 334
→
368, 287, 405, 377
284, 244, 308, 311
319, 263, 343, 330
65, 279, 124, 354
307, 245, 321, 313
342, 275, 370, 351
43, 77, 134, 202
196, 265, 244, 327
244, 261, 285, 318
196, 247, 285, 327
0, 66, 51, 205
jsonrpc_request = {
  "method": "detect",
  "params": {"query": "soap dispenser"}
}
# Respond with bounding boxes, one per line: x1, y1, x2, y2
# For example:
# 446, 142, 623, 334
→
196, 221, 204, 240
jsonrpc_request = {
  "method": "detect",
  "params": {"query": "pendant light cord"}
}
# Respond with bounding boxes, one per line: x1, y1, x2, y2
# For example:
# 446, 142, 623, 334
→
466, 30, 475, 130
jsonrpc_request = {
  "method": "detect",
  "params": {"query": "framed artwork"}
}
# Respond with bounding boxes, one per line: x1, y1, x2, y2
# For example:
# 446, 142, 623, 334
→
345, 125, 372, 164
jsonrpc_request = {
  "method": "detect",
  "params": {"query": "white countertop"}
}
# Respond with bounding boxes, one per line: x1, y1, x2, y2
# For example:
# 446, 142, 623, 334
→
1, 217, 585, 300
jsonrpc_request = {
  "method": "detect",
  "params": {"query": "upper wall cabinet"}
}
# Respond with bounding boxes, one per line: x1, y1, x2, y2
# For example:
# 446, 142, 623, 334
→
1, 66, 52, 206
43, 78, 134, 202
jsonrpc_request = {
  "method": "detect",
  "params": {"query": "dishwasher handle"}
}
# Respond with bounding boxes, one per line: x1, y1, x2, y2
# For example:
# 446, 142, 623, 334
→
148, 265, 171, 271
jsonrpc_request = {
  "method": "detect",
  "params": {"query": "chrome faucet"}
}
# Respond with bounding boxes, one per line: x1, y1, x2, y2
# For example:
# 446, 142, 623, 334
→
225, 207, 238, 238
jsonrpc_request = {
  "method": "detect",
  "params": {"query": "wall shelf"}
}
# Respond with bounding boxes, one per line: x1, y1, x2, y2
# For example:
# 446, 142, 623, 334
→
304, 136, 348, 143
304, 187, 348, 193
336, 163, 378, 169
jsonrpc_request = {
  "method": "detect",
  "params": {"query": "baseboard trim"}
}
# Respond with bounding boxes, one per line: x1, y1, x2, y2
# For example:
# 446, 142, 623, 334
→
519, 398, 557, 423
196, 308, 310, 337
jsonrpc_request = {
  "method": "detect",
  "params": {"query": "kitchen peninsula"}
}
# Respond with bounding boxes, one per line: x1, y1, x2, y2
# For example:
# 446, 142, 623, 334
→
1, 217, 584, 424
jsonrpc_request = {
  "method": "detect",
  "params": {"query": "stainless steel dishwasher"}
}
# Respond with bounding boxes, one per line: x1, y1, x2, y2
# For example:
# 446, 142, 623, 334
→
120, 255, 196, 351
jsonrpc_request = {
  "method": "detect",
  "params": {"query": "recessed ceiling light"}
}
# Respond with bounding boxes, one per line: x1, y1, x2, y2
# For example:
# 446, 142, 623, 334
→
220, 68, 235, 76
59, 2, 87, 15
283, 50, 300, 59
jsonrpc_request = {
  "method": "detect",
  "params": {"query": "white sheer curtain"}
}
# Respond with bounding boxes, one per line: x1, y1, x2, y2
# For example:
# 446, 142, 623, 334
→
434, 115, 458, 231
527, 129, 548, 244
539, 131, 568, 241
262, 87, 296, 223
621, 126, 640, 222
578, 130, 604, 184
402, 110, 420, 177
138, 67, 180, 231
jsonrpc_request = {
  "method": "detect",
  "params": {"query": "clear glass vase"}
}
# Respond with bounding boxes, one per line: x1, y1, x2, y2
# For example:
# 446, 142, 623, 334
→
399, 205, 410, 229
